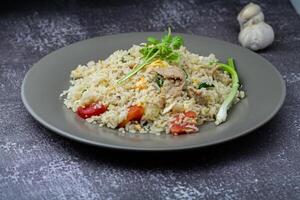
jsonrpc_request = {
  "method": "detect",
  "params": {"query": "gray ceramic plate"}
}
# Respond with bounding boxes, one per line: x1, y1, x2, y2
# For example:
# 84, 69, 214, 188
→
21, 32, 286, 151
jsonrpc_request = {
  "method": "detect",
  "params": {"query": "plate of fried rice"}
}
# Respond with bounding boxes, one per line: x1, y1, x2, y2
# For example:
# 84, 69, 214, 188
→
21, 31, 285, 150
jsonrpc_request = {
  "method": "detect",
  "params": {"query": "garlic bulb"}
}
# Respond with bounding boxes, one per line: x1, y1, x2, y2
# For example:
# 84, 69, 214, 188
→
237, 2, 274, 51
239, 22, 274, 51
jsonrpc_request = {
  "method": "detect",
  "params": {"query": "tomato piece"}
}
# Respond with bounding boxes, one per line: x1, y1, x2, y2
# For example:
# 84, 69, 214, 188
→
77, 103, 107, 119
169, 111, 198, 135
170, 124, 198, 135
170, 124, 186, 135
127, 105, 144, 121
184, 111, 197, 118
119, 105, 144, 127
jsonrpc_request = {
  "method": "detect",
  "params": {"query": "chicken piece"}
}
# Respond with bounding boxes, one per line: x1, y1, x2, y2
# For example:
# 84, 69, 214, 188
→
153, 67, 184, 80
162, 80, 185, 98
153, 66, 185, 98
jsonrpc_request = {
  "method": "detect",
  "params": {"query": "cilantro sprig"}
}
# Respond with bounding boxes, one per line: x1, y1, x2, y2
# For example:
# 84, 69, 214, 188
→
117, 28, 183, 84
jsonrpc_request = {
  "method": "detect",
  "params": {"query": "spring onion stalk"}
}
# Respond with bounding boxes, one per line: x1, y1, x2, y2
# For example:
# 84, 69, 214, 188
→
215, 58, 239, 125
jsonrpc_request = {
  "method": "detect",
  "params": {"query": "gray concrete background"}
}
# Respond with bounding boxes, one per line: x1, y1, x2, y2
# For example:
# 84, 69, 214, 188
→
0, 0, 299, 199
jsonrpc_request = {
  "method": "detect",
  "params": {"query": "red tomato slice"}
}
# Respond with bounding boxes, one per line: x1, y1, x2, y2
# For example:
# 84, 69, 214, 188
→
170, 124, 186, 135
170, 111, 198, 135
170, 124, 198, 135
77, 103, 107, 119
184, 111, 197, 118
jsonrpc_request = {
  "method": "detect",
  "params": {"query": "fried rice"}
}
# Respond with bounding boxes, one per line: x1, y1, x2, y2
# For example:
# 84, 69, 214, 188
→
60, 45, 245, 135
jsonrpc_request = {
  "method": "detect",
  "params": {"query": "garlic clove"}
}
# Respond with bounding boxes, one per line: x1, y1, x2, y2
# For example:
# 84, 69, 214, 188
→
237, 3, 264, 28
238, 22, 274, 51
242, 12, 264, 28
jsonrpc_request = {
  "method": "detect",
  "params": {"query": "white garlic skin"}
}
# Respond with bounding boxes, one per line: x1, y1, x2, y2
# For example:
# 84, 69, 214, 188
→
238, 22, 274, 51
237, 2, 274, 51
242, 12, 264, 28
238, 3, 264, 28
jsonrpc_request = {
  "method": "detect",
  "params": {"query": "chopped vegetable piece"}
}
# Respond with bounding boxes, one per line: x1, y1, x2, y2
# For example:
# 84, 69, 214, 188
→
155, 74, 165, 88
184, 111, 197, 118
169, 111, 198, 135
170, 124, 187, 135
77, 103, 107, 119
198, 82, 214, 89
117, 28, 184, 84
215, 58, 239, 125
119, 105, 144, 127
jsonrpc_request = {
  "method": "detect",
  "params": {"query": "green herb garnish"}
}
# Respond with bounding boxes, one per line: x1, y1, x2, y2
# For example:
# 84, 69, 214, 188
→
117, 28, 183, 84
155, 74, 165, 88
198, 82, 214, 89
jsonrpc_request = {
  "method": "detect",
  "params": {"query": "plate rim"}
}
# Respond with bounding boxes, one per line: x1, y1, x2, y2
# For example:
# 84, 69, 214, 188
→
21, 32, 286, 151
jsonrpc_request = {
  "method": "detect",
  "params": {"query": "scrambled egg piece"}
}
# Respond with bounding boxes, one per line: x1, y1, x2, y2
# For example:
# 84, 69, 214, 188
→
135, 77, 148, 90
147, 59, 168, 68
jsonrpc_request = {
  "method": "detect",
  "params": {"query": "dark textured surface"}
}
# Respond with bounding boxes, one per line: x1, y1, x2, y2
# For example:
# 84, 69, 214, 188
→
0, 0, 299, 199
